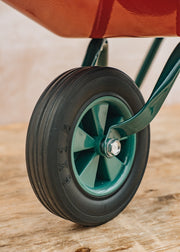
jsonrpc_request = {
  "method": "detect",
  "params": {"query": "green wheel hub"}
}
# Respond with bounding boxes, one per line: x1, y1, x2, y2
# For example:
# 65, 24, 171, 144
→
71, 96, 136, 197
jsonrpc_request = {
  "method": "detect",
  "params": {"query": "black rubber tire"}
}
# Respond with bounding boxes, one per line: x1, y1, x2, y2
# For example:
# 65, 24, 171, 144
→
26, 67, 150, 226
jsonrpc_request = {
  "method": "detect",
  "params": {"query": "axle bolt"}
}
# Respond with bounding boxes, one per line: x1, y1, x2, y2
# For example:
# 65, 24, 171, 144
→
103, 138, 121, 158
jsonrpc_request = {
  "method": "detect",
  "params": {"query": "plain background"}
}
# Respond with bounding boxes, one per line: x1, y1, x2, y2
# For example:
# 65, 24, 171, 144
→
0, 2, 179, 124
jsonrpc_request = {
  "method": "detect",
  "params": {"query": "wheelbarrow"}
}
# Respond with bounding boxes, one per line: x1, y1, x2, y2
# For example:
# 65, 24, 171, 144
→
2, 0, 180, 226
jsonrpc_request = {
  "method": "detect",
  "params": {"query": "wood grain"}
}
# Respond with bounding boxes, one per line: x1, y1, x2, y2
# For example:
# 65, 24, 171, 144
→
0, 105, 180, 252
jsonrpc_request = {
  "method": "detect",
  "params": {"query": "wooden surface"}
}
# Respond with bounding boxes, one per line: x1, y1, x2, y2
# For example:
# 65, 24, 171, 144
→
0, 105, 180, 252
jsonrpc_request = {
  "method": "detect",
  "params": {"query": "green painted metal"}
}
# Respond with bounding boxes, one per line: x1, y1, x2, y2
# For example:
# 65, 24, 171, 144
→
97, 39, 108, 66
106, 43, 180, 141
135, 38, 164, 88
82, 38, 108, 67
71, 96, 136, 197
83, 38, 163, 86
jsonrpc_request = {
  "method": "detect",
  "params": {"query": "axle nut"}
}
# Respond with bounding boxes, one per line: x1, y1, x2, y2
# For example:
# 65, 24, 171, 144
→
106, 139, 121, 157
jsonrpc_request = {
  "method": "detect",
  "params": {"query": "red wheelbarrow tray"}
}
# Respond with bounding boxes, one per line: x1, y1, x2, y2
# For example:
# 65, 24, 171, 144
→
2, 0, 180, 38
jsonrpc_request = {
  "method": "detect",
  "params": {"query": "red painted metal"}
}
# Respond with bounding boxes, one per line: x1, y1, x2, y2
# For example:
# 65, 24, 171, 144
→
2, 0, 180, 38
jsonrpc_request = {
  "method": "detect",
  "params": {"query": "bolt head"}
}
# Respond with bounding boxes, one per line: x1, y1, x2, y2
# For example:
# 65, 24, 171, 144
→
109, 140, 121, 156
102, 138, 121, 158
101, 138, 121, 158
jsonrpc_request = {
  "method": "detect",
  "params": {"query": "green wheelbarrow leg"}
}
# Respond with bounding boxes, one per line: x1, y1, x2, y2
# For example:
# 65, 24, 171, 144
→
82, 38, 108, 67
135, 38, 164, 88
105, 43, 180, 141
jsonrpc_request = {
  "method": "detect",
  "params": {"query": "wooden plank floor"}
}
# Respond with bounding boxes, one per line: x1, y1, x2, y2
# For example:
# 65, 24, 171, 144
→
0, 105, 180, 252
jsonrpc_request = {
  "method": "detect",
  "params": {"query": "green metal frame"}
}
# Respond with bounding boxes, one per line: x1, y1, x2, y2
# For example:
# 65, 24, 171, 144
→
82, 39, 180, 141
106, 43, 180, 141
82, 38, 163, 87
82, 38, 108, 67
135, 38, 164, 87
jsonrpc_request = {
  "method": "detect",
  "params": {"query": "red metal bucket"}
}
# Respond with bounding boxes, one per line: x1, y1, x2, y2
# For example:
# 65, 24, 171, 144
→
2, 0, 180, 38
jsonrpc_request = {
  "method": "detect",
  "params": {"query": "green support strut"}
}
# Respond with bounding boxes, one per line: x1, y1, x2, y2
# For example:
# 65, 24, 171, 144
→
106, 43, 180, 141
82, 38, 108, 67
135, 38, 164, 88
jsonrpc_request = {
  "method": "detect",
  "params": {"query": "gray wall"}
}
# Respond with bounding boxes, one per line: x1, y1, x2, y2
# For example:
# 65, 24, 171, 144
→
0, 2, 179, 124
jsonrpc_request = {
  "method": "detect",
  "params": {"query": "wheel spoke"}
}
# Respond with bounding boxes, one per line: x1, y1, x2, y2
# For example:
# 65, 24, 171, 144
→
73, 126, 95, 152
103, 156, 124, 181
91, 103, 109, 135
79, 154, 100, 188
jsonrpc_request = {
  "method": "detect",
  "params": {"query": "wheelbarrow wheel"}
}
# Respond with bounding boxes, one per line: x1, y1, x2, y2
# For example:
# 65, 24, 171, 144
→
26, 67, 150, 226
